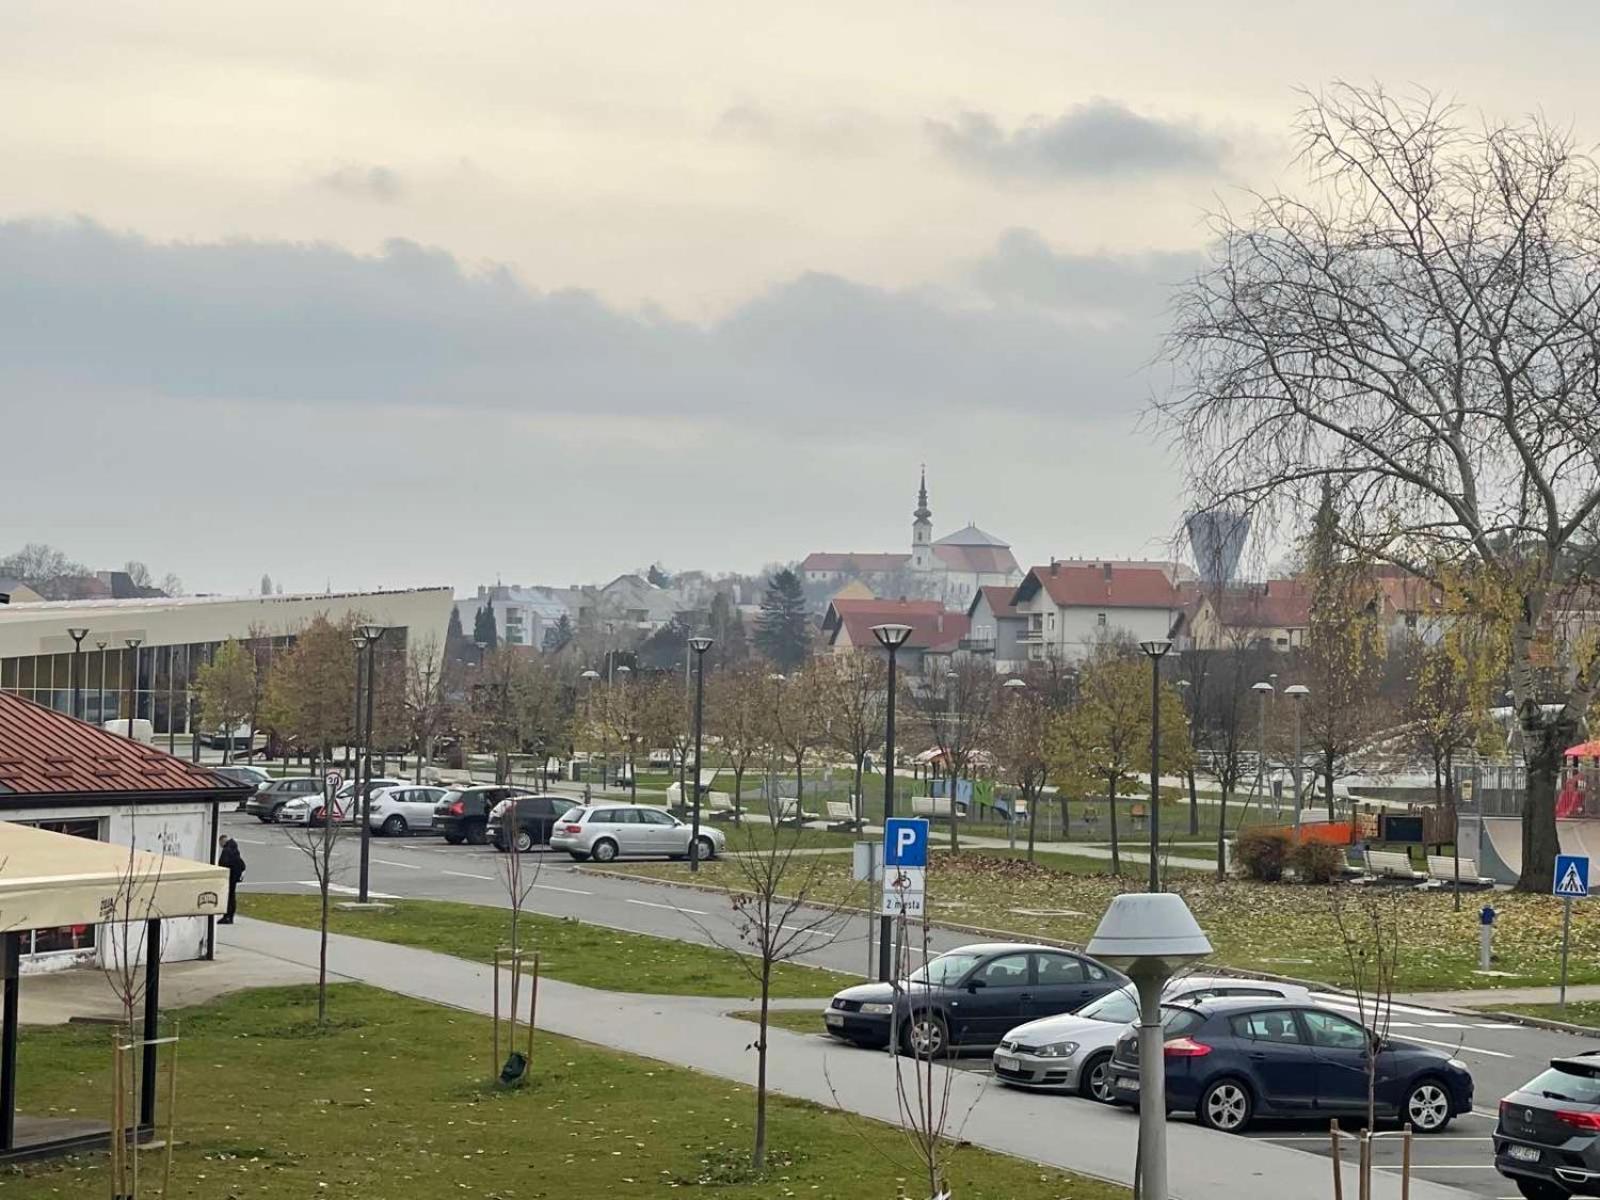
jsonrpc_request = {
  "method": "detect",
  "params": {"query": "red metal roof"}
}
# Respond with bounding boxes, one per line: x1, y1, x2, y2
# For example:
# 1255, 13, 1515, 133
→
0, 691, 245, 798
1018, 563, 1180, 610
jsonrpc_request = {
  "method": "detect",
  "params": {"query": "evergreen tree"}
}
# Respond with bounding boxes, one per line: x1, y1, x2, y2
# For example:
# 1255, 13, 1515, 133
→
755, 569, 810, 669
473, 604, 499, 650
260, 573, 274, 595
445, 606, 469, 662
542, 613, 575, 653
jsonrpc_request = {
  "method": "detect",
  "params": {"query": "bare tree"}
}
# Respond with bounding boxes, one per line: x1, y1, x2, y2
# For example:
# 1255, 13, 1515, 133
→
906, 657, 998, 852
1160, 83, 1600, 890
765, 663, 827, 813
991, 660, 1074, 861
404, 635, 453, 782
283, 773, 345, 1025
821, 654, 887, 825
493, 798, 543, 1083
1190, 644, 1268, 877
707, 662, 770, 821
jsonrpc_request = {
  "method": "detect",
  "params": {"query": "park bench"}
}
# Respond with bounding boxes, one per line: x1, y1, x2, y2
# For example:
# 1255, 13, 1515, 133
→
770, 797, 821, 826
825, 800, 863, 832
1423, 855, 1493, 889
703, 791, 739, 821
1361, 848, 1424, 882
911, 795, 959, 820
1130, 803, 1148, 832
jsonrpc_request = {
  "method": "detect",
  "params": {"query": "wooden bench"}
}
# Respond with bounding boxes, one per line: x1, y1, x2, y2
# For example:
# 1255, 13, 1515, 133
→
825, 800, 863, 832
1423, 855, 1493, 889
770, 797, 821, 826
1362, 849, 1424, 882
703, 791, 738, 821
911, 795, 957, 820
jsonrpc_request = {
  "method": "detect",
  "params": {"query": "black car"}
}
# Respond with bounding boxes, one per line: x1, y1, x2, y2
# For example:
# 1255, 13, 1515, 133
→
1107, 997, 1473, 1134
487, 794, 579, 852
824, 943, 1124, 1056
1495, 1051, 1600, 1199
433, 785, 532, 845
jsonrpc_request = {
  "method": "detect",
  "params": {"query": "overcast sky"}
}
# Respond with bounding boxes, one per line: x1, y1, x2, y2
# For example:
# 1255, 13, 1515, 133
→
5, 1, 1599, 596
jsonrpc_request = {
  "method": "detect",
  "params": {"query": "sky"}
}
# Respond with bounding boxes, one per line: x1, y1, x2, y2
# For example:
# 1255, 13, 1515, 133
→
5, 1, 1600, 596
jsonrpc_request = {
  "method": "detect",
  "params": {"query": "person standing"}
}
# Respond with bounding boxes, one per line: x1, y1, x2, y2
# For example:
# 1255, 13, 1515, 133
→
218, 835, 246, 924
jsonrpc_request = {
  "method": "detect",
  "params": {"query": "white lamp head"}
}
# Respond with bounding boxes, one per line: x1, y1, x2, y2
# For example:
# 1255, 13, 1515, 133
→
1285, 684, 1310, 700
1087, 892, 1213, 978
871, 623, 914, 650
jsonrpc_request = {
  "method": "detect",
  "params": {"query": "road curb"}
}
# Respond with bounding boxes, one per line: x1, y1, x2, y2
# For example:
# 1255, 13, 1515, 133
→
1465, 1009, 1600, 1038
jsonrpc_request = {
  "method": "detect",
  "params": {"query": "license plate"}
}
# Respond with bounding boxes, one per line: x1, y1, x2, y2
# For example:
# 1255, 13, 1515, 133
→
1119, 1074, 1140, 1092
995, 1054, 1019, 1071
1507, 1145, 1540, 1163
825, 1012, 844, 1027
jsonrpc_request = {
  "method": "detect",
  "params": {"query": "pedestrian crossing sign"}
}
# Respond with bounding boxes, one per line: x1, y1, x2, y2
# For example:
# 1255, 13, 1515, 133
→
1554, 854, 1590, 899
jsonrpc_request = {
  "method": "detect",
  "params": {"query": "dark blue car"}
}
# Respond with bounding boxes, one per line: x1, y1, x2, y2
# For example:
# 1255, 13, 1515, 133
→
1108, 997, 1474, 1134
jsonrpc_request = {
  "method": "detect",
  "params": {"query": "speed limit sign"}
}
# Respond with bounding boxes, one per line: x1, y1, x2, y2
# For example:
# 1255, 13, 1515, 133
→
323, 770, 344, 798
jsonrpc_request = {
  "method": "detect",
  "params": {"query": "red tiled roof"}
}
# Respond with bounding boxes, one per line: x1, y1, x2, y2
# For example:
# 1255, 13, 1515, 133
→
802, 552, 911, 573
968, 585, 1021, 619
823, 597, 944, 634
1211, 580, 1313, 630
932, 543, 1020, 575
1018, 563, 1180, 610
0, 691, 248, 798
823, 598, 969, 651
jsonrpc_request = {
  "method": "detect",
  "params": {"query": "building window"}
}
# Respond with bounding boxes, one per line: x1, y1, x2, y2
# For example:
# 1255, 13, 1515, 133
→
25, 818, 101, 955
1096, 612, 1107, 627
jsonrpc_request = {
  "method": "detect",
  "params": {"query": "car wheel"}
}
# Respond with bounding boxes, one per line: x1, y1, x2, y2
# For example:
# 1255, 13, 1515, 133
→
591, 838, 619, 863
256, 814, 272, 824
1516, 1180, 1570, 1200
695, 835, 716, 862
900, 1013, 949, 1059
271, 803, 287, 823
381, 815, 407, 836
1078, 1051, 1115, 1103
568, 851, 589, 862
465, 821, 488, 846
514, 829, 535, 853
443, 834, 464, 846
1196, 1078, 1253, 1133
1404, 1078, 1452, 1132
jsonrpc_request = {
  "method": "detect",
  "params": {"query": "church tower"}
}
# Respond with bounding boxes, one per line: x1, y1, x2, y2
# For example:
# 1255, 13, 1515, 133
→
911, 466, 934, 571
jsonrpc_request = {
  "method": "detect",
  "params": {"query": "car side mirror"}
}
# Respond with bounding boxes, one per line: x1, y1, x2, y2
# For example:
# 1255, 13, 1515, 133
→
968, 979, 987, 993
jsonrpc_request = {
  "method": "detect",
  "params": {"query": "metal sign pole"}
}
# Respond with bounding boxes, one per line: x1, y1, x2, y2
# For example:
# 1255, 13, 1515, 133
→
1561, 896, 1572, 1014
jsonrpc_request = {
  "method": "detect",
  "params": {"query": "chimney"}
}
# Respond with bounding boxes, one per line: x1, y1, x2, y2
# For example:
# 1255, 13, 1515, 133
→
1049, 558, 1059, 577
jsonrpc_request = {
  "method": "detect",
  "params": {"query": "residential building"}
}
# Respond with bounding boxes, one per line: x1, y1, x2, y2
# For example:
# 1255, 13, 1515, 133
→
0, 579, 44, 604
964, 585, 1027, 673
1187, 580, 1313, 652
455, 585, 573, 650
822, 597, 970, 674
1011, 560, 1184, 662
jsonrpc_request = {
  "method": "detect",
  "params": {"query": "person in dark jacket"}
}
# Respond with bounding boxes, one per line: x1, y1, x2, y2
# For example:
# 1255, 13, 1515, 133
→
218, 835, 246, 923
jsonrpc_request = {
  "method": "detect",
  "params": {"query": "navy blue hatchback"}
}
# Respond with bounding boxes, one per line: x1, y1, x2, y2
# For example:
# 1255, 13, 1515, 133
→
1108, 997, 1473, 1134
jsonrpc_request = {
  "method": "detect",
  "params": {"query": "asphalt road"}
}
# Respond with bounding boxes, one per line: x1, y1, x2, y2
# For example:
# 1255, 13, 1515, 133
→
224, 811, 1593, 1200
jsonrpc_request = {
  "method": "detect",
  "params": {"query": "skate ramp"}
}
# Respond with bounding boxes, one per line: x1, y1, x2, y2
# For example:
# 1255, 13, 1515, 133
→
1479, 817, 1600, 885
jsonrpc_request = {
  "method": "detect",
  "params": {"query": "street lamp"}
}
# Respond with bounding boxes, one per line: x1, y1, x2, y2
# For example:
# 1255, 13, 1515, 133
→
351, 629, 369, 779
95, 640, 107, 727
1176, 679, 1197, 835
616, 664, 634, 797
1285, 684, 1310, 838
123, 639, 143, 738
1002, 678, 1026, 850
1139, 640, 1172, 893
687, 636, 714, 873
357, 624, 387, 902
1251, 680, 1276, 819
66, 628, 88, 720
871, 623, 913, 982
1087, 893, 1213, 1200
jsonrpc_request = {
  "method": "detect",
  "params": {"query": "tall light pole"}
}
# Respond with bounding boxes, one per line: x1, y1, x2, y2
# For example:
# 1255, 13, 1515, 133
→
1139, 640, 1172, 893
1002, 677, 1026, 851
95, 640, 107, 726
123, 639, 143, 738
1285, 684, 1309, 839
356, 625, 386, 902
616, 663, 634, 797
1252, 680, 1275, 822
1176, 678, 1197, 835
66, 628, 88, 720
687, 636, 714, 873
871, 623, 913, 982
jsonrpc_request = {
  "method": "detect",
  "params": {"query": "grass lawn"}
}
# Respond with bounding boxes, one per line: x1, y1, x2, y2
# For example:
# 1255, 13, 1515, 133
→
593, 850, 1600, 993
731, 1008, 828, 1036
1484, 1001, 1600, 1029
239, 894, 857, 998
5, 985, 1125, 1200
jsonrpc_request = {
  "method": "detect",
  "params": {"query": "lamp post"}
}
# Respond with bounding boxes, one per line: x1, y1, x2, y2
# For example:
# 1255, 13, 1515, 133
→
1139, 640, 1172, 893
580, 669, 600, 797
616, 664, 634, 798
66, 628, 88, 720
870, 623, 913, 982
1087, 893, 1213, 1200
1251, 680, 1275, 819
1285, 684, 1309, 839
1176, 678, 1197, 836
95, 640, 107, 726
357, 624, 386, 903
687, 637, 714, 873
123, 639, 143, 737
1002, 678, 1026, 851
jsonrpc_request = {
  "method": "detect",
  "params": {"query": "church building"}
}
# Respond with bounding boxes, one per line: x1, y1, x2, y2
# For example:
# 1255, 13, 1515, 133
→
801, 469, 1023, 610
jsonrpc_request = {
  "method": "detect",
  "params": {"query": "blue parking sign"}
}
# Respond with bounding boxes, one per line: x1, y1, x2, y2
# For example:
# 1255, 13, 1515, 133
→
884, 817, 929, 868
1555, 854, 1590, 899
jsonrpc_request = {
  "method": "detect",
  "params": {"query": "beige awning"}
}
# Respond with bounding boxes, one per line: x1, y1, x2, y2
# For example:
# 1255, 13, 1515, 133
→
0, 821, 229, 931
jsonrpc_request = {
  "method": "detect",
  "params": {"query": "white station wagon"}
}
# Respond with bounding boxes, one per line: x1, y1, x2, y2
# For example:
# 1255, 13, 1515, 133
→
550, 804, 724, 863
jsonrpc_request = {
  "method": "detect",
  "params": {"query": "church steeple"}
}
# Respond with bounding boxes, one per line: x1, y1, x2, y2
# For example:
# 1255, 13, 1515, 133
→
911, 465, 933, 570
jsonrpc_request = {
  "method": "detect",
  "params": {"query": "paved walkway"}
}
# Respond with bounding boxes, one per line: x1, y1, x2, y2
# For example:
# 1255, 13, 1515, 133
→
217, 918, 1468, 1200
1402, 983, 1600, 1009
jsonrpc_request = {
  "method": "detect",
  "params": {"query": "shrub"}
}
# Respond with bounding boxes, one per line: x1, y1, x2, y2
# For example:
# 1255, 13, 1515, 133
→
1235, 829, 1291, 881
1290, 840, 1346, 885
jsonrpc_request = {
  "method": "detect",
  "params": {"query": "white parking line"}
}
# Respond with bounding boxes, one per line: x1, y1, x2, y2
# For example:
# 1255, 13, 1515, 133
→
442, 870, 493, 881
1397, 1034, 1512, 1058
625, 898, 707, 916
372, 858, 420, 870
231, 837, 268, 845
1375, 1164, 1497, 1171
533, 883, 591, 895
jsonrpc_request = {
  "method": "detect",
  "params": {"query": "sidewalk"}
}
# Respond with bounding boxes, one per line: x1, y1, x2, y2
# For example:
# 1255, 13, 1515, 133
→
1401, 983, 1600, 1009
218, 918, 1469, 1200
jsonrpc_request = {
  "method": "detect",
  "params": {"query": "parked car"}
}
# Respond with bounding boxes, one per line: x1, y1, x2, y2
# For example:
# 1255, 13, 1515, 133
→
245, 776, 320, 822
1495, 1050, 1600, 1199
824, 943, 1125, 1056
214, 765, 273, 809
278, 778, 407, 827
1107, 997, 1473, 1133
433, 785, 533, 845
487, 795, 580, 852
550, 804, 725, 863
201, 724, 254, 751
368, 785, 448, 836
993, 975, 1316, 1101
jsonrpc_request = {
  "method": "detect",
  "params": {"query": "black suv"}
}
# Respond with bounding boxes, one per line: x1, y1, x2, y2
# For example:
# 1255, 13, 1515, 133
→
1496, 1051, 1600, 1198
433, 785, 531, 845
487, 794, 579, 852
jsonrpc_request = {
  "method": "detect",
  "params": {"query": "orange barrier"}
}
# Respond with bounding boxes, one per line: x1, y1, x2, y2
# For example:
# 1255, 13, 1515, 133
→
1255, 821, 1356, 846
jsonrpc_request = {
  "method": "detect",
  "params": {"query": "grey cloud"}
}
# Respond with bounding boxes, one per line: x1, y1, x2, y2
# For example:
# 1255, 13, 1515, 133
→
970, 227, 1200, 319
0, 219, 1165, 430
929, 98, 1228, 179
318, 163, 404, 201
711, 103, 882, 154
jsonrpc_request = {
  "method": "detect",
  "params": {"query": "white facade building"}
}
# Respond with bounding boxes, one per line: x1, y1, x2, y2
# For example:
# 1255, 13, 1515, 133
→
1012, 561, 1184, 662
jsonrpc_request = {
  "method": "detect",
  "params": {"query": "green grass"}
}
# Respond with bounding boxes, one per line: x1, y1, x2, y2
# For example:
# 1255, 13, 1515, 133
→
1486, 1001, 1600, 1028
5, 985, 1126, 1200
239, 894, 857, 998
731, 1008, 828, 1035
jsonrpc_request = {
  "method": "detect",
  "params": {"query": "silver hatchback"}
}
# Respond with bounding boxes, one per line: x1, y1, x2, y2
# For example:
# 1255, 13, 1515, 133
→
550, 804, 725, 864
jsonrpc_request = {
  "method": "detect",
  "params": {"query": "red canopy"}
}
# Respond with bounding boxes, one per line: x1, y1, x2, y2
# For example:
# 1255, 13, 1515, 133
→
1564, 740, 1600, 759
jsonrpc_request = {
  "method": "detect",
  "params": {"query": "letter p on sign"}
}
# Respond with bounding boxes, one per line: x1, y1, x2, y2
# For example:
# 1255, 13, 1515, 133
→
884, 817, 928, 868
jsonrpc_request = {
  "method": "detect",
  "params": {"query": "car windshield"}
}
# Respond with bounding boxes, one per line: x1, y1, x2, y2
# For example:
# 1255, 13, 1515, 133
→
1078, 987, 1138, 1023
1525, 1065, 1600, 1105
908, 952, 985, 987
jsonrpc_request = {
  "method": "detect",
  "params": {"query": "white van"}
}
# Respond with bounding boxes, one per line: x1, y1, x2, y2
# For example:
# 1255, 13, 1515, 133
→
103, 718, 154, 744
